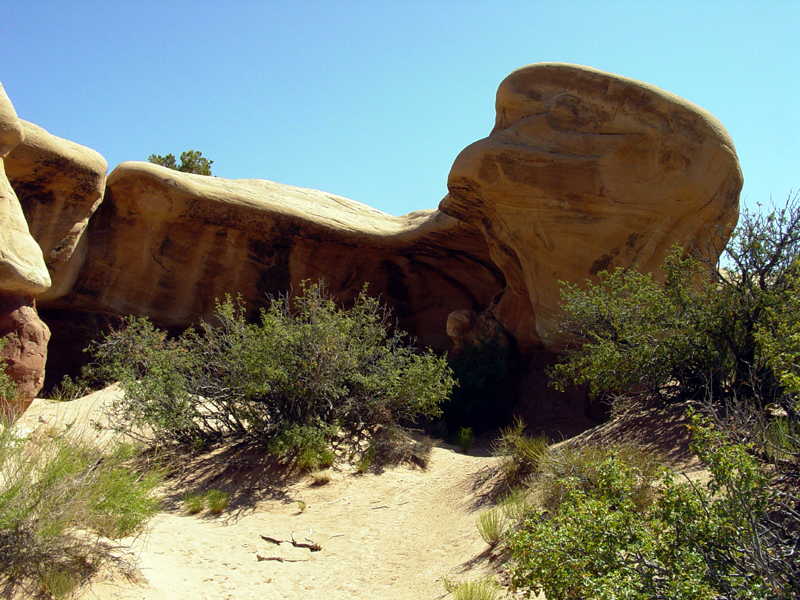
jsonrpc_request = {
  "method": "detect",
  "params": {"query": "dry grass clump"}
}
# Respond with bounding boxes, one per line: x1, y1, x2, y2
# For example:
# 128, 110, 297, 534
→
492, 417, 549, 489
182, 489, 230, 515
443, 575, 502, 600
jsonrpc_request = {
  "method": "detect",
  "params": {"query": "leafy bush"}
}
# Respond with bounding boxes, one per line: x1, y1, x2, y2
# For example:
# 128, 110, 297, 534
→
508, 421, 797, 599
0, 425, 160, 598
89, 281, 454, 456
550, 193, 800, 422
268, 423, 336, 471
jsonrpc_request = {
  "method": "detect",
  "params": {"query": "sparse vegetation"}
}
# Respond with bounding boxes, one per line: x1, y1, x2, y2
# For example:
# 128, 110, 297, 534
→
182, 489, 230, 515
205, 489, 230, 514
0, 422, 161, 599
183, 491, 206, 515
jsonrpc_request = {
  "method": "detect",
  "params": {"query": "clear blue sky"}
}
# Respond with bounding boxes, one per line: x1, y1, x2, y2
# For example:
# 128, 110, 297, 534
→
2, 1, 797, 216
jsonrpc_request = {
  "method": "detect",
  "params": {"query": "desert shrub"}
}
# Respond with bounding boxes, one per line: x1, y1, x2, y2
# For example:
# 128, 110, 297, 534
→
493, 417, 549, 488
0, 424, 160, 598
88, 281, 454, 453
444, 330, 514, 434
534, 443, 661, 516
507, 420, 798, 599
550, 194, 800, 424
268, 423, 336, 471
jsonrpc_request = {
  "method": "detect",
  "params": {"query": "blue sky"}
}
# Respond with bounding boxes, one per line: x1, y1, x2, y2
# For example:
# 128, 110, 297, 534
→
2, 1, 798, 216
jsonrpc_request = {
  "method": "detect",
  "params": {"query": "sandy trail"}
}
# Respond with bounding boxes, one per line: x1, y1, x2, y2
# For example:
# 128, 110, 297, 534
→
19, 389, 504, 600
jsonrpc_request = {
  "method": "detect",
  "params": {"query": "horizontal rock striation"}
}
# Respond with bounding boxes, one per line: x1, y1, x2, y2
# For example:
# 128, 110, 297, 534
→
6, 120, 107, 301
47, 162, 504, 352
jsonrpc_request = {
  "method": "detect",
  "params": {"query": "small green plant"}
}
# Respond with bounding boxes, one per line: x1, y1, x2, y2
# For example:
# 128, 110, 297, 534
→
356, 445, 376, 474
454, 427, 475, 452
493, 417, 549, 488
476, 507, 506, 546
183, 491, 206, 515
297, 500, 307, 512
205, 489, 230, 515
444, 576, 502, 600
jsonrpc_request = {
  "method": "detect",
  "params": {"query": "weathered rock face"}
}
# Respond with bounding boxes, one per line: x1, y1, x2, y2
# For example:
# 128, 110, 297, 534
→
0, 89, 51, 297
0, 294, 50, 414
5, 120, 107, 301
442, 63, 743, 351
47, 162, 504, 352
0, 82, 51, 413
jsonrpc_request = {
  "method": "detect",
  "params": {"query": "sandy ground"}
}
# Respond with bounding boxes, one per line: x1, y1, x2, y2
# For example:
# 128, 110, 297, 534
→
17, 389, 700, 600
18, 388, 509, 600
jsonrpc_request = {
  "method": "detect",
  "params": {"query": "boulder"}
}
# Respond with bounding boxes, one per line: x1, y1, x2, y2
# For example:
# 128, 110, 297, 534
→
0, 294, 50, 414
5, 120, 107, 300
442, 63, 743, 351
0, 88, 51, 297
48, 162, 504, 352
0, 82, 51, 414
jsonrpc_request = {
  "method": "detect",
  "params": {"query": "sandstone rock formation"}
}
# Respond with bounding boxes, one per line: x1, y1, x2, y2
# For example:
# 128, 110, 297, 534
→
5, 120, 107, 300
0, 82, 51, 414
441, 63, 743, 351
45, 162, 504, 352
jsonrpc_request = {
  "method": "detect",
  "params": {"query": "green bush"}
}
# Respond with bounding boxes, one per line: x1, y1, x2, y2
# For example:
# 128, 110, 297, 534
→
89, 281, 454, 454
549, 194, 800, 422
0, 425, 160, 598
507, 419, 798, 599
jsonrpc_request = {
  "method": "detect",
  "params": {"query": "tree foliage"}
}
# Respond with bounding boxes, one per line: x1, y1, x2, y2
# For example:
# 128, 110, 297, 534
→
147, 150, 213, 175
